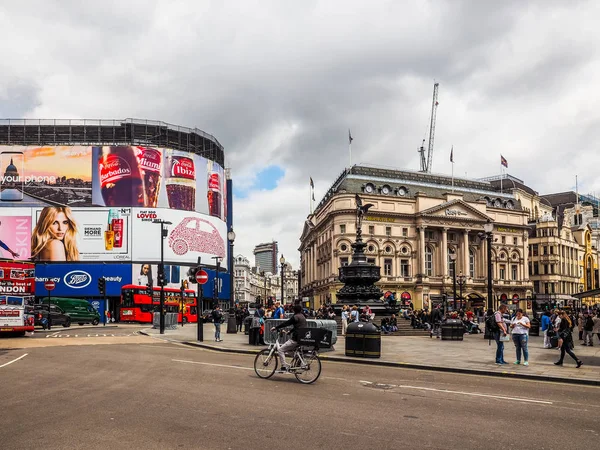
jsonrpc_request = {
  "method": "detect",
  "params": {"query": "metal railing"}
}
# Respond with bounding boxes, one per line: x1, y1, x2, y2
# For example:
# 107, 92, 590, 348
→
0, 118, 225, 165
152, 312, 179, 330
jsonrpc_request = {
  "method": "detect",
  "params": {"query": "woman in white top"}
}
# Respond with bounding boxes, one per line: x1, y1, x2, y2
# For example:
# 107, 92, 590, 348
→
510, 308, 531, 366
341, 306, 349, 336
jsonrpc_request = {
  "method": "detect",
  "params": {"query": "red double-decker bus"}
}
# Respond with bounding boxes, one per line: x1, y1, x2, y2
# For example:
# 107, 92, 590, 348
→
119, 284, 198, 324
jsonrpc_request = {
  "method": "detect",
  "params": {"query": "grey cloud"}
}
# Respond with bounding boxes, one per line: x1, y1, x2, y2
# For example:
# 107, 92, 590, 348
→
0, 79, 41, 117
2, 0, 600, 263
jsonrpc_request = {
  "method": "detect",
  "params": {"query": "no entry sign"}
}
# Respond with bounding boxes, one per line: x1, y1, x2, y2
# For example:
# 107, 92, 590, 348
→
196, 270, 209, 285
44, 280, 56, 291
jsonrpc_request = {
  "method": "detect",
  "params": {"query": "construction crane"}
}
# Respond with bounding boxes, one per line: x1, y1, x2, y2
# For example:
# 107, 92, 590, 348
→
418, 82, 439, 173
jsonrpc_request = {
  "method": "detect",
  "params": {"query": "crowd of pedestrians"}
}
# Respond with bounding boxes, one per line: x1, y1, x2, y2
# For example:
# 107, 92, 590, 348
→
490, 305, 600, 369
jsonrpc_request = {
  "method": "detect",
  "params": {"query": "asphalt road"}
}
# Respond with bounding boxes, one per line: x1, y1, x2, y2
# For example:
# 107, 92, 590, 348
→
27, 325, 145, 339
1, 339, 599, 450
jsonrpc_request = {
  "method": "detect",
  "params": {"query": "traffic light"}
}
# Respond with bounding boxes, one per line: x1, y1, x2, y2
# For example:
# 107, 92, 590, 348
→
97, 277, 106, 296
187, 266, 200, 284
157, 271, 166, 287
146, 280, 153, 295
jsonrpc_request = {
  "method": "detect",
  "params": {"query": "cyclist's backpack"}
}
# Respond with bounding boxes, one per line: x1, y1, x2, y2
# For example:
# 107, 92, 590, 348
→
485, 314, 499, 333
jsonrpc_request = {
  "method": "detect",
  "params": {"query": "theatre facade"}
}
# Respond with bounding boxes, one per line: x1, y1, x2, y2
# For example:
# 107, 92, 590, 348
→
299, 166, 533, 311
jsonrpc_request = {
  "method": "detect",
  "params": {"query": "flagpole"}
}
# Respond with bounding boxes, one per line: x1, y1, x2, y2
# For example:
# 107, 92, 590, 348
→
500, 165, 503, 194
349, 141, 352, 168
450, 145, 454, 192
348, 129, 354, 169
309, 180, 313, 215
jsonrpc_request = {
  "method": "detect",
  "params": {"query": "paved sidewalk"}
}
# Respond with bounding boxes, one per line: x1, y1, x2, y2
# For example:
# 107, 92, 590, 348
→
143, 323, 600, 385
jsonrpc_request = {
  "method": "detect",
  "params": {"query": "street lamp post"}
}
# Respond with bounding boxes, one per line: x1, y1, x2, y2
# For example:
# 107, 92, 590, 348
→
212, 256, 222, 309
457, 272, 466, 310
449, 252, 457, 311
483, 221, 494, 312
261, 271, 267, 307
280, 255, 285, 305
227, 227, 236, 310
152, 219, 172, 334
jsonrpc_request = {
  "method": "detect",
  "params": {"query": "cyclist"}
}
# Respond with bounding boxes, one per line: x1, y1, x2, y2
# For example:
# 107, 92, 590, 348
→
270, 304, 307, 372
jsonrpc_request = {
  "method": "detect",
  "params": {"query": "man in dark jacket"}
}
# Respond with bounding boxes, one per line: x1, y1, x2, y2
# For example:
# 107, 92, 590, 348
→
271, 304, 307, 372
211, 305, 223, 342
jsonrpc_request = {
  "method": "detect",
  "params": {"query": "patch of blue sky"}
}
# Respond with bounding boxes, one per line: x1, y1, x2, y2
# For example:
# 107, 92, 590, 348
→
232, 165, 285, 198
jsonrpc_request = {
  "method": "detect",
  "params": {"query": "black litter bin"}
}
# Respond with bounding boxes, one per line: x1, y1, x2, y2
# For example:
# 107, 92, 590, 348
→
244, 316, 253, 335
248, 317, 262, 346
529, 318, 540, 337
227, 310, 237, 334
345, 322, 381, 358
441, 319, 464, 341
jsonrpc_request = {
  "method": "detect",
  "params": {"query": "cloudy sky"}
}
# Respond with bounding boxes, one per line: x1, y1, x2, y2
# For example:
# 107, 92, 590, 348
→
1, 0, 599, 268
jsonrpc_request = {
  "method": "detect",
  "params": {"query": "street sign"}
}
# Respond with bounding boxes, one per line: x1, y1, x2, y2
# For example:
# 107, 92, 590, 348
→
196, 269, 209, 285
44, 280, 56, 291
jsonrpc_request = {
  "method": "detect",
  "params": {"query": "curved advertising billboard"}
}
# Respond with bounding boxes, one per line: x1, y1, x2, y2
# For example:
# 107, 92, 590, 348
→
0, 146, 227, 266
0, 145, 226, 222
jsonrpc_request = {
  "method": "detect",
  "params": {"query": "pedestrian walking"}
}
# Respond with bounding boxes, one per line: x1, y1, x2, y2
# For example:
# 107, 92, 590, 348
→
211, 305, 223, 342
510, 309, 530, 366
273, 301, 285, 319
341, 306, 349, 336
593, 311, 600, 345
493, 304, 509, 365
582, 312, 595, 347
554, 311, 583, 368
541, 311, 552, 348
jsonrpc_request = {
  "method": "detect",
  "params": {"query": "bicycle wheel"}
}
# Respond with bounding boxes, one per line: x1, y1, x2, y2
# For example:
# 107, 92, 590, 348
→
254, 349, 278, 379
294, 352, 322, 384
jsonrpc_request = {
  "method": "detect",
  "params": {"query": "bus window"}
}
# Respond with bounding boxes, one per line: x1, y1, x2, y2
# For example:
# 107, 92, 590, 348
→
122, 290, 134, 307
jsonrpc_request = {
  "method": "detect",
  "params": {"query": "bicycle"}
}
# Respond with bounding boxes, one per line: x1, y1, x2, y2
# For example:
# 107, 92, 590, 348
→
253, 330, 322, 384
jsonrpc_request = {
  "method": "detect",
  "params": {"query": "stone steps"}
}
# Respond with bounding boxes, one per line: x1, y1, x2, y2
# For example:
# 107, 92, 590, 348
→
333, 315, 430, 337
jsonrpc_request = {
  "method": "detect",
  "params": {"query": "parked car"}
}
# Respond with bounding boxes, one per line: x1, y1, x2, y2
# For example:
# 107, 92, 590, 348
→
33, 304, 71, 328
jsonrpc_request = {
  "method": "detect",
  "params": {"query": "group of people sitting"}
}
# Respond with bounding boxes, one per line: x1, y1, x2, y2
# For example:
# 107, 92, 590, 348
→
400, 306, 482, 336
379, 315, 398, 334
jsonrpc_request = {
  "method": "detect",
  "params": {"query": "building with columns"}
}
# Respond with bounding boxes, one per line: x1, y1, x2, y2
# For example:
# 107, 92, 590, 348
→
299, 166, 532, 311
234, 254, 298, 305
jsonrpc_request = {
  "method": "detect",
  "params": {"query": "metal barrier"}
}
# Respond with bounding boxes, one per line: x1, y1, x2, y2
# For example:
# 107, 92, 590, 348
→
264, 319, 338, 348
152, 312, 179, 330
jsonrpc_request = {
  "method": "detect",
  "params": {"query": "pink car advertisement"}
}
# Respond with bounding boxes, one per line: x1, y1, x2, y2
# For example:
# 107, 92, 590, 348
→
131, 208, 227, 265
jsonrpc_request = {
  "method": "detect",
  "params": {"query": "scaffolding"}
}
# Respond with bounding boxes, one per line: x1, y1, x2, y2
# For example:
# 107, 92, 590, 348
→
0, 118, 225, 166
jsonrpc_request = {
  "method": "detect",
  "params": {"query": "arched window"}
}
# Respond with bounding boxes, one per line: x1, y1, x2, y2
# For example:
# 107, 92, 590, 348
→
469, 249, 475, 278
425, 246, 433, 276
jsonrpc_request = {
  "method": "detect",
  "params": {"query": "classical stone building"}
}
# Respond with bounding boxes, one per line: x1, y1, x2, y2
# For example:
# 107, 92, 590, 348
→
234, 254, 298, 305
299, 166, 532, 311
527, 213, 583, 308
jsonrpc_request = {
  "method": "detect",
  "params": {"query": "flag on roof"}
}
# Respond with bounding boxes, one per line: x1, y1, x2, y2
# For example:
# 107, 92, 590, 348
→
348, 129, 353, 144
501, 155, 508, 168
450, 146, 454, 163
310, 177, 314, 188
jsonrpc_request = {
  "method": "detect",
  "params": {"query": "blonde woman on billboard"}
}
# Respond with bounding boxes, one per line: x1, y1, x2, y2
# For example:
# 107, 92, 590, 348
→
31, 206, 80, 261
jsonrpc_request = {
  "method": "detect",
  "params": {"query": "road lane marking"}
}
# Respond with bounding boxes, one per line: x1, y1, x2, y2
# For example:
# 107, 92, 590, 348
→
0, 353, 28, 368
45, 331, 60, 338
173, 359, 254, 371
359, 380, 552, 404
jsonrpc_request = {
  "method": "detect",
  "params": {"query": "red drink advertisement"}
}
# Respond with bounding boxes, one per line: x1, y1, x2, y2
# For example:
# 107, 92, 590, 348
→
165, 154, 196, 211
99, 147, 144, 207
